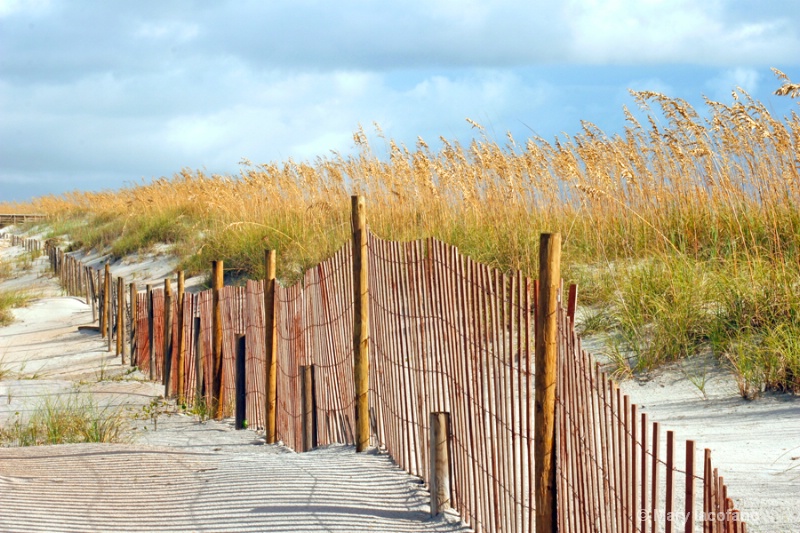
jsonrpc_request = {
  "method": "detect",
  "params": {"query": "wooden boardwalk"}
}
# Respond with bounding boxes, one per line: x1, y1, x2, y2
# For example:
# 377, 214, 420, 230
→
0, 213, 46, 227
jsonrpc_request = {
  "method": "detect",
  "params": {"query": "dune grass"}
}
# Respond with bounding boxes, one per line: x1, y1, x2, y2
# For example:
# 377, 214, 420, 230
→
0, 256, 11, 280
0, 394, 127, 446
0, 290, 33, 327
3, 76, 799, 397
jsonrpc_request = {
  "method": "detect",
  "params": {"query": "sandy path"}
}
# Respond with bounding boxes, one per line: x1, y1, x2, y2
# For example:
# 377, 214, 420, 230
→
0, 439, 465, 532
0, 236, 469, 533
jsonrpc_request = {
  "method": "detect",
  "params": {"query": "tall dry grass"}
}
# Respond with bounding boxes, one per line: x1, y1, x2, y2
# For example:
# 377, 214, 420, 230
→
3, 79, 799, 395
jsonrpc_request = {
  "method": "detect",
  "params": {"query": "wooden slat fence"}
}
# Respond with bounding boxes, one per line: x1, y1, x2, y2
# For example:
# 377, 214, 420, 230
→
301, 245, 355, 447
367, 233, 535, 532
557, 303, 748, 533
24, 224, 752, 532
244, 280, 267, 431
275, 244, 355, 450
179, 290, 215, 409
220, 285, 245, 415
276, 279, 305, 450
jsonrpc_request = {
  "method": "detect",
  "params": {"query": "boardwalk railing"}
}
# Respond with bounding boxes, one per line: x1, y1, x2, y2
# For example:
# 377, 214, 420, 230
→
15, 198, 748, 532
0, 213, 47, 228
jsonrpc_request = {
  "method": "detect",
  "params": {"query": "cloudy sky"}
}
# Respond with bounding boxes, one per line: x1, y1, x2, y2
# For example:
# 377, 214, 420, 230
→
1, 0, 798, 202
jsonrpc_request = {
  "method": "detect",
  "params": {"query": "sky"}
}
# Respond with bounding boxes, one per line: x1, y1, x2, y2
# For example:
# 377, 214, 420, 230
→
1, 0, 799, 203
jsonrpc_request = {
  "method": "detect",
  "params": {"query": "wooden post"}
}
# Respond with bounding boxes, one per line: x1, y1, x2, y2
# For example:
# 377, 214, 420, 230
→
176, 270, 186, 403
567, 283, 578, 331
666, 430, 676, 533
66, 256, 72, 295
129, 282, 137, 367
117, 276, 124, 362
652, 422, 661, 533
96, 268, 102, 323
535, 232, 560, 533
302, 365, 317, 451
106, 266, 113, 353
211, 260, 224, 419
235, 334, 247, 430
101, 263, 110, 338
163, 277, 173, 397
193, 316, 204, 406
430, 412, 452, 516
89, 267, 97, 323
686, 440, 696, 533
147, 283, 155, 380
352, 195, 370, 452
264, 250, 278, 443
703, 448, 712, 533
84, 266, 92, 309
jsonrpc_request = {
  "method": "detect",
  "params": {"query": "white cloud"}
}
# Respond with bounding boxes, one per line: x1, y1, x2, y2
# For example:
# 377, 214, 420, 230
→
1, 0, 799, 201
0, 0, 52, 18
704, 67, 761, 101
564, 0, 799, 65
133, 21, 199, 42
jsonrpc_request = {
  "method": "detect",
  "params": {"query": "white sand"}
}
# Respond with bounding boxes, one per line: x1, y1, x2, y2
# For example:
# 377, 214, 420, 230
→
0, 235, 469, 533
580, 333, 800, 532
0, 438, 467, 532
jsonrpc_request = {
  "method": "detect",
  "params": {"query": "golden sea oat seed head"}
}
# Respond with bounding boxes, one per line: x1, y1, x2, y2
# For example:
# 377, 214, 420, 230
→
465, 117, 484, 131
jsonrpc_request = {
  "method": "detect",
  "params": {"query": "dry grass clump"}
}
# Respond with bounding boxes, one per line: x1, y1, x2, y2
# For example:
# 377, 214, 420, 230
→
0, 256, 12, 280
0, 395, 127, 446
3, 77, 799, 396
0, 290, 32, 327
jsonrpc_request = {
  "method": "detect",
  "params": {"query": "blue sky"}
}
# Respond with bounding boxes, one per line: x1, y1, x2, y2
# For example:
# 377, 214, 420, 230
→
1, 0, 798, 202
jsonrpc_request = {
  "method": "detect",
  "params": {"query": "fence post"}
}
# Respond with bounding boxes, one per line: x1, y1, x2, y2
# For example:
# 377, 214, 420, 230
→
82, 265, 89, 307
666, 430, 676, 533
264, 249, 278, 444
430, 412, 452, 516
652, 422, 661, 533
96, 269, 103, 322
117, 276, 125, 362
685, 439, 695, 533
302, 364, 317, 451
535, 232, 560, 533
147, 283, 155, 380
703, 448, 712, 533
69, 256, 75, 295
212, 260, 224, 420
129, 282, 137, 367
163, 278, 174, 397
193, 316, 204, 407
352, 195, 370, 452
101, 263, 110, 339
89, 267, 97, 323
235, 334, 247, 430
106, 266, 113, 353
176, 270, 186, 403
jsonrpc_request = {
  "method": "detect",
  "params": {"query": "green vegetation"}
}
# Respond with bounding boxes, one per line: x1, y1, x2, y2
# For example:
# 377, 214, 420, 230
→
0, 395, 127, 446
14, 248, 42, 271
183, 395, 212, 423
3, 71, 799, 397
0, 290, 32, 326
0, 257, 11, 280
0, 357, 10, 381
